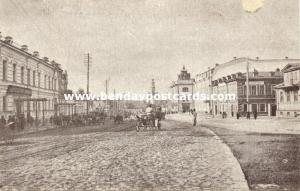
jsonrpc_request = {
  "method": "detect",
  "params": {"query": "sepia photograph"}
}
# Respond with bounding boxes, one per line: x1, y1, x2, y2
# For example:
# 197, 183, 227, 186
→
0, 0, 299, 190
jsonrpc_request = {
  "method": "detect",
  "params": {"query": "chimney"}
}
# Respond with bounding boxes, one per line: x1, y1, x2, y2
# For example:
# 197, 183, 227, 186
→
51, 60, 56, 65
33, 51, 39, 57
21, 45, 28, 51
4, 36, 13, 44
43, 57, 49, 62
256, 57, 259, 60
276, 68, 280, 72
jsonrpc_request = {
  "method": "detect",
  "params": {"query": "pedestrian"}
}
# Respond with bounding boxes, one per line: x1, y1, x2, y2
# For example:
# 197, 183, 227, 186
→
236, 112, 240, 120
246, 112, 250, 120
0, 115, 6, 126
193, 109, 197, 126
253, 110, 257, 120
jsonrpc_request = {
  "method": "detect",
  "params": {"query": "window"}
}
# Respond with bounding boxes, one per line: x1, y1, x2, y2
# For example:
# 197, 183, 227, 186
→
280, 92, 284, 102
48, 76, 50, 89
27, 68, 30, 85
33, 70, 36, 86
259, 104, 266, 112
2, 60, 7, 80
250, 85, 257, 95
54, 79, 57, 90
294, 90, 298, 102
182, 87, 189, 92
287, 91, 290, 102
13, 64, 16, 82
271, 85, 276, 95
21, 67, 24, 84
3, 96, 7, 112
243, 104, 247, 112
259, 85, 265, 95
52, 77, 54, 90
38, 72, 41, 87
243, 85, 247, 95
44, 75, 47, 88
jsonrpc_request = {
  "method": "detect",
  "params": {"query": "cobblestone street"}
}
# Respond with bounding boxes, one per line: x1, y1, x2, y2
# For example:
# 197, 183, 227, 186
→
0, 120, 249, 191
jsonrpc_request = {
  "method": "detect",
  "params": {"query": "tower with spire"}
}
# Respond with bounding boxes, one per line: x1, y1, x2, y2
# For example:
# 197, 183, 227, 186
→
169, 66, 195, 113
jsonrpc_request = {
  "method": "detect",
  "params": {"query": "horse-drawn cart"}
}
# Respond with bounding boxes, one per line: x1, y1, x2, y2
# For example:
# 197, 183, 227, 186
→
135, 114, 160, 131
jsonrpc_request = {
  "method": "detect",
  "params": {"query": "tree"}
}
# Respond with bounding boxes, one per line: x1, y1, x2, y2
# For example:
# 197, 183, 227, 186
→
77, 88, 85, 94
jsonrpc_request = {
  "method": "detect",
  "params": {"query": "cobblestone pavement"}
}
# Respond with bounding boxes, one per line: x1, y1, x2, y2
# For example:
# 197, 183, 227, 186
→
0, 120, 249, 191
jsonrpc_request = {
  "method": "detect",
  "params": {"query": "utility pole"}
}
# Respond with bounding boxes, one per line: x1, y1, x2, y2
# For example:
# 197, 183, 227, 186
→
84, 53, 91, 115
246, 58, 250, 112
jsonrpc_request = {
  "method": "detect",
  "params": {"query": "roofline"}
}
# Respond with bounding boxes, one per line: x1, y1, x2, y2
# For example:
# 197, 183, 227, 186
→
0, 40, 63, 71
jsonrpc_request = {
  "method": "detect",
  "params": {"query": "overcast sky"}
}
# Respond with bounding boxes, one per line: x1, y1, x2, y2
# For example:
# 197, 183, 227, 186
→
0, 0, 299, 94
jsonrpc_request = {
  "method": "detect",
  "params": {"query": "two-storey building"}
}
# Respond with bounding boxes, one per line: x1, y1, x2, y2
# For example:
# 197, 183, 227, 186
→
0, 35, 68, 122
194, 67, 214, 114
212, 69, 283, 116
275, 63, 300, 117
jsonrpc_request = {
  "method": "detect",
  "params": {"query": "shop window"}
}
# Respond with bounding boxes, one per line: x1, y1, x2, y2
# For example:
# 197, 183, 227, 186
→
259, 104, 266, 112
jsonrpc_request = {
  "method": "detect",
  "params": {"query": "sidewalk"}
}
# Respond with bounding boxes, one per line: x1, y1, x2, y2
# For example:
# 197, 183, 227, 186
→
168, 113, 300, 134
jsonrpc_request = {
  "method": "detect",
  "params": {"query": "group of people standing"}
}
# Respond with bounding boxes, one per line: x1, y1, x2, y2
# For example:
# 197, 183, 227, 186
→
236, 111, 258, 120
0, 114, 26, 130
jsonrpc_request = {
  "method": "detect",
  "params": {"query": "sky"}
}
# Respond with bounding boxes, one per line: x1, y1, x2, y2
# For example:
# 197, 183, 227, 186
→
0, 0, 299, 94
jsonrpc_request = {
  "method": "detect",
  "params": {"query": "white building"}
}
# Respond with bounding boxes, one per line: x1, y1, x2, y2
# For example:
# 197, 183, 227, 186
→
0, 35, 68, 122
275, 63, 300, 117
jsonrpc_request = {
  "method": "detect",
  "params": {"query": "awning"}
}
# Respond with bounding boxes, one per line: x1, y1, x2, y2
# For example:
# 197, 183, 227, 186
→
7, 85, 32, 96
14, 98, 47, 102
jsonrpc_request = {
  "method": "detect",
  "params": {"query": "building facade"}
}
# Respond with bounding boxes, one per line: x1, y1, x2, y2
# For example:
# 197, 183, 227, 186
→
194, 57, 300, 116
275, 63, 300, 117
194, 67, 214, 114
212, 70, 283, 116
0, 36, 68, 122
169, 66, 195, 112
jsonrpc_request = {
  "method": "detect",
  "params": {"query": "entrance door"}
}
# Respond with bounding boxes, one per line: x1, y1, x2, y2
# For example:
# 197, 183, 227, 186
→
182, 103, 190, 113
252, 104, 258, 113
271, 105, 277, 116
16, 101, 23, 116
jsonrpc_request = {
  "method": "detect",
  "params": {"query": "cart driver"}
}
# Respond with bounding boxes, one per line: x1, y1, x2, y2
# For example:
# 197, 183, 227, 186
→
145, 104, 153, 115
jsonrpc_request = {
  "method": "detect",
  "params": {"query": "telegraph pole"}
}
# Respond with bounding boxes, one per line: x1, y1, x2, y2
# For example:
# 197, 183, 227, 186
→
84, 53, 91, 115
246, 58, 250, 112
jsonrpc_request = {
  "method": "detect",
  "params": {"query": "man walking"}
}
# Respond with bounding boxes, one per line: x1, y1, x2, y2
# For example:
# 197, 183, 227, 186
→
193, 109, 197, 126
